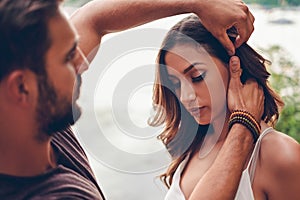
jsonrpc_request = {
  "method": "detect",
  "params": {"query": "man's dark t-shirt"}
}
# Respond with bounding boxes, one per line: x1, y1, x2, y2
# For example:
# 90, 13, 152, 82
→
0, 127, 105, 199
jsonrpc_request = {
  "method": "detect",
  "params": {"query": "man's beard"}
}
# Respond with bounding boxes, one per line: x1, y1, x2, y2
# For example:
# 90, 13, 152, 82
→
35, 73, 82, 140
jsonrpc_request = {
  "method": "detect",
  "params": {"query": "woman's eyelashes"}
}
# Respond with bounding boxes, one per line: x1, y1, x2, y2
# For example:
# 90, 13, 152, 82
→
191, 71, 206, 83
169, 71, 206, 90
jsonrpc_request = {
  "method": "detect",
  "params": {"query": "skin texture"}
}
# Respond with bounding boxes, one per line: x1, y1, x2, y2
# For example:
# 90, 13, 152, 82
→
165, 45, 230, 125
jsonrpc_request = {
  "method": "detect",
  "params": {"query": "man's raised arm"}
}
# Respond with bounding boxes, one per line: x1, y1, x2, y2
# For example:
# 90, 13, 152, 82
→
70, 0, 254, 60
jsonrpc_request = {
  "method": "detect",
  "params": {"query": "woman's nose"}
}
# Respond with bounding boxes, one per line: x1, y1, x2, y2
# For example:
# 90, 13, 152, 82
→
180, 80, 196, 104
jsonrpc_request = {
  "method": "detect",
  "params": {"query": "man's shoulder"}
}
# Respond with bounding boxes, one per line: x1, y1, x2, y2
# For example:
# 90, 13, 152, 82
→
0, 166, 103, 200
51, 126, 87, 157
39, 166, 103, 199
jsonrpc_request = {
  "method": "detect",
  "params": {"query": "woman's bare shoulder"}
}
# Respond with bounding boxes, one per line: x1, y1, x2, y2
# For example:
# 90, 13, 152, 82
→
260, 129, 300, 170
257, 130, 300, 198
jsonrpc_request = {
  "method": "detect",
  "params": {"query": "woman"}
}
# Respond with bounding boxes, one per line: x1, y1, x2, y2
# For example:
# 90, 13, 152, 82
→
150, 15, 300, 199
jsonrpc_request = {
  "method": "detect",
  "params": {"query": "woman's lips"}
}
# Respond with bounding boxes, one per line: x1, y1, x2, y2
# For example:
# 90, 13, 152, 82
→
188, 107, 205, 117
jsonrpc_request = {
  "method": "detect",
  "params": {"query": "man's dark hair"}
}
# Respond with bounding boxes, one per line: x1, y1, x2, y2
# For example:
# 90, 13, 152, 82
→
0, 0, 61, 81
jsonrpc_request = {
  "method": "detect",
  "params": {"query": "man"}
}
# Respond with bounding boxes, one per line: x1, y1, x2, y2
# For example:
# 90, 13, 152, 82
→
0, 0, 259, 199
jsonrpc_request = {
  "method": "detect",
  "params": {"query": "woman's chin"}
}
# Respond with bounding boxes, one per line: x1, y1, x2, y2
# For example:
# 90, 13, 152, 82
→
194, 117, 210, 125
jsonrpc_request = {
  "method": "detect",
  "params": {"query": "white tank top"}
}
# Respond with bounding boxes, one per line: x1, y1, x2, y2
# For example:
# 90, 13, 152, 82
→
165, 127, 273, 200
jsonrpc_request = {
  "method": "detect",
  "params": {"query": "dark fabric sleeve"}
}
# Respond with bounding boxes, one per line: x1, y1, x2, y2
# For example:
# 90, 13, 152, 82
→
51, 127, 105, 199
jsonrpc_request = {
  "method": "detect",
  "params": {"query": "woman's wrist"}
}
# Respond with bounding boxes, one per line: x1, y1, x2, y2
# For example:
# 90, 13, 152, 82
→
228, 123, 256, 144
228, 110, 261, 143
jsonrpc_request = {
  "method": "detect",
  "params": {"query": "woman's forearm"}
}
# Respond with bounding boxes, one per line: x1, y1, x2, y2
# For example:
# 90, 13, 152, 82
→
189, 124, 253, 200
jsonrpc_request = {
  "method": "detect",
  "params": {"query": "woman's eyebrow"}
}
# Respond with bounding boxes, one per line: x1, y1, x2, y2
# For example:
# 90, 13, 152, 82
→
183, 62, 205, 74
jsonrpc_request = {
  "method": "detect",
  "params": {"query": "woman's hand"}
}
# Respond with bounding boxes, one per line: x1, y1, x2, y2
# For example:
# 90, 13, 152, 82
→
227, 56, 264, 122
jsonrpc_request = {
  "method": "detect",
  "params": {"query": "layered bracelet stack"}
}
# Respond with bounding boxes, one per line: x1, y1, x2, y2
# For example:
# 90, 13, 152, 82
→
229, 110, 261, 143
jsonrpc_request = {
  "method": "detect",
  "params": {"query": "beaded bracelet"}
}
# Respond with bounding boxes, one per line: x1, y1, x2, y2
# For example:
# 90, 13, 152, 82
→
229, 110, 261, 143
230, 110, 261, 132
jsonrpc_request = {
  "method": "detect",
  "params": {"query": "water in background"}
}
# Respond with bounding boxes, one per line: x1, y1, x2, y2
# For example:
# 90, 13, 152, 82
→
70, 5, 300, 200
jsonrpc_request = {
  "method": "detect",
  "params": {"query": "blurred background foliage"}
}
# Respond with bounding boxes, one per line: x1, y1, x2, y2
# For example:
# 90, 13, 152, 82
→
263, 46, 300, 142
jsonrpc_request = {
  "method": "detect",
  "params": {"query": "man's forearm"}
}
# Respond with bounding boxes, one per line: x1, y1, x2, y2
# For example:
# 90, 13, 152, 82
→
71, 0, 254, 59
72, 0, 195, 35
70, 0, 197, 59
189, 124, 254, 200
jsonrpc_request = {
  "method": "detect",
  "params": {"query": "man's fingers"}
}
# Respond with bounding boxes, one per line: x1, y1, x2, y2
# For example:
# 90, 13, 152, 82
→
234, 11, 255, 48
249, 11, 255, 23
234, 24, 252, 48
217, 32, 236, 56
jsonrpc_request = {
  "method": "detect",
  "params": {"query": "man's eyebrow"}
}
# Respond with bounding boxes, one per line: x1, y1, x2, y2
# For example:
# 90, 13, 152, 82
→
183, 62, 205, 74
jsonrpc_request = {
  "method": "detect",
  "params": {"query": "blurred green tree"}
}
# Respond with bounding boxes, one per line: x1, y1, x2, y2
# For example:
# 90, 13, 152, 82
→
262, 45, 300, 142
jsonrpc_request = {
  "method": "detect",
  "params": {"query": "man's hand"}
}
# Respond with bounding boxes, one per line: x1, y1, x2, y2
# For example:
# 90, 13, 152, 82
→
227, 56, 264, 121
194, 0, 255, 55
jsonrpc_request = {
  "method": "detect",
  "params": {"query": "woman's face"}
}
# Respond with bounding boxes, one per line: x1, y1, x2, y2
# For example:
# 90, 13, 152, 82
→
164, 44, 229, 125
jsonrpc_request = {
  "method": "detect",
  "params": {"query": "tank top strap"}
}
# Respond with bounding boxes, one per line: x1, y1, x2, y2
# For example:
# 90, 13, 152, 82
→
245, 127, 273, 183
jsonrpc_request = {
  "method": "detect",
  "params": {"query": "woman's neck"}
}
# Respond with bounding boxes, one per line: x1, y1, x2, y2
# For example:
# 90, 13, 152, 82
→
198, 110, 230, 158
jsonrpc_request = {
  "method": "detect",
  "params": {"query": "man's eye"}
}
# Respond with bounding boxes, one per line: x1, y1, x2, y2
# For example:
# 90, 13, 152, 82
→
65, 51, 76, 63
192, 72, 206, 82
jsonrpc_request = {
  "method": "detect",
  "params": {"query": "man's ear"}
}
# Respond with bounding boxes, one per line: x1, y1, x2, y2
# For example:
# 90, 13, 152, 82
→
4, 70, 36, 105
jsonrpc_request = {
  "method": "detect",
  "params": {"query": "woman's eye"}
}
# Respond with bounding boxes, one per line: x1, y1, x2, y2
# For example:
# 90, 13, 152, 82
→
192, 72, 206, 82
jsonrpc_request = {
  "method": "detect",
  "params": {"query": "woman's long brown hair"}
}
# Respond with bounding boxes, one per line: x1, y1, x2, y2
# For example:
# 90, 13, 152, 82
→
149, 15, 284, 188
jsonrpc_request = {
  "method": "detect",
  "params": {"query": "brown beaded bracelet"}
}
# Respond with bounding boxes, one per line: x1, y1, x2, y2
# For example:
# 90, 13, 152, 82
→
230, 110, 261, 131
229, 110, 261, 143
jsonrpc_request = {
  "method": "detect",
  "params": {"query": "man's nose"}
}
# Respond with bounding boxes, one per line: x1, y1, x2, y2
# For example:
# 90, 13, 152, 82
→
75, 47, 90, 74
